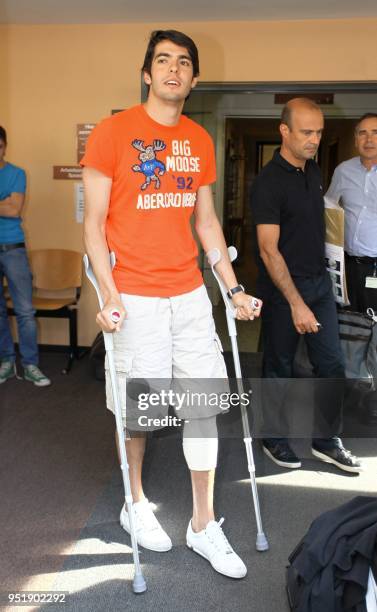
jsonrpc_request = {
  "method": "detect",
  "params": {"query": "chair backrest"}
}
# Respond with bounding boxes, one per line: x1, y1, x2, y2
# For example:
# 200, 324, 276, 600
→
29, 249, 82, 292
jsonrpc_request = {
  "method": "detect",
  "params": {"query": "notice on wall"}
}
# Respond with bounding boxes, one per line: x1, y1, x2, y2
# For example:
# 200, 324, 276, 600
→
75, 182, 85, 223
77, 123, 96, 163
53, 166, 82, 180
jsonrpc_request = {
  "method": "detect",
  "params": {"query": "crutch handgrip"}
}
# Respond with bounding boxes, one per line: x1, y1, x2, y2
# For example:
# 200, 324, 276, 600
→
251, 298, 262, 310
110, 309, 121, 323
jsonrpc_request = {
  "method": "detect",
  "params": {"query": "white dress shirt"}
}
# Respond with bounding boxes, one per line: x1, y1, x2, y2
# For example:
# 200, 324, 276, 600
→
326, 157, 377, 257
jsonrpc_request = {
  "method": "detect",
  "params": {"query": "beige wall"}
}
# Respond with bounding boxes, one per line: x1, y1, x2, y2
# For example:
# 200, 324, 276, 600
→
2, 18, 377, 346
0, 28, 9, 122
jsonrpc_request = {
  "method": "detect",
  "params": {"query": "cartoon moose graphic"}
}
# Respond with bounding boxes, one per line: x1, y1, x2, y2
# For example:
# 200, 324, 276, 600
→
132, 139, 166, 190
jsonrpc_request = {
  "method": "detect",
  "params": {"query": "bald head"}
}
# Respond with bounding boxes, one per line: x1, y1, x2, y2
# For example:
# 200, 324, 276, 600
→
281, 98, 323, 129
279, 98, 324, 167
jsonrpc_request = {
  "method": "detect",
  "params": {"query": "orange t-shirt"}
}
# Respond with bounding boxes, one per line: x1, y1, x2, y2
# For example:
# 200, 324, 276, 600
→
81, 104, 216, 297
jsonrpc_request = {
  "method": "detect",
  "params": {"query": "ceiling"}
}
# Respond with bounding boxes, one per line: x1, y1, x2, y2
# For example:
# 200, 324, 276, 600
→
1, 0, 377, 24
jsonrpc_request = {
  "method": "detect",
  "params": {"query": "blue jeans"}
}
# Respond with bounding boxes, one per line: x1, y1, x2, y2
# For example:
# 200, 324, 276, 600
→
0, 247, 39, 366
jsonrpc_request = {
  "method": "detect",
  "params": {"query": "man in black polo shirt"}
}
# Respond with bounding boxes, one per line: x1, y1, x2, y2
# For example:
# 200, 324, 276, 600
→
250, 98, 361, 473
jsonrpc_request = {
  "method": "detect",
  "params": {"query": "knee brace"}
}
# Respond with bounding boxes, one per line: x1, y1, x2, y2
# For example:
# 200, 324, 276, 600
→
182, 417, 218, 471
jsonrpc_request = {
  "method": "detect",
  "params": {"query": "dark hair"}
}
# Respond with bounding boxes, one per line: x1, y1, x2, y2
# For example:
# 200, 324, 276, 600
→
142, 30, 200, 78
281, 97, 321, 129
0, 126, 7, 145
355, 113, 377, 132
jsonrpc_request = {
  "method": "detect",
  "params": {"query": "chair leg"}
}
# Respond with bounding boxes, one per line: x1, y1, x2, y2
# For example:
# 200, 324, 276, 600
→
63, 352, 74, 375
62, 309, 78, 374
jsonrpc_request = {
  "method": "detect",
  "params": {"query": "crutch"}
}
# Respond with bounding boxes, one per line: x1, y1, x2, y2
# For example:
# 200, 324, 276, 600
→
207, 246, 269, 552
84, 253, 147, 593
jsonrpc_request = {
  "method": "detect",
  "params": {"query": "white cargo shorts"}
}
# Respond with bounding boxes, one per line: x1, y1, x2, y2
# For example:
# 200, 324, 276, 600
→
105, 284, 229, 429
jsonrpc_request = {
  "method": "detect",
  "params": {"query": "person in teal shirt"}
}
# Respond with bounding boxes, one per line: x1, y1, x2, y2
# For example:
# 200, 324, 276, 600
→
0, 126, 50, 386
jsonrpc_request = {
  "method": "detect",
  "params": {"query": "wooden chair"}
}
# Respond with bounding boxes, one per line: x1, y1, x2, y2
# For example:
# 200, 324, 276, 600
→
6, 249, 83, 373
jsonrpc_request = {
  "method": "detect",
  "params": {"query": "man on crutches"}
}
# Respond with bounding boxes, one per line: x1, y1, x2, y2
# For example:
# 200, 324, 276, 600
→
82, 29, 261, 580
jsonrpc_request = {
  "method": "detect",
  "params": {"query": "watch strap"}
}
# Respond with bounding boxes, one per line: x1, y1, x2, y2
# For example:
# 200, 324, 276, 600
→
227, 284, 245, 299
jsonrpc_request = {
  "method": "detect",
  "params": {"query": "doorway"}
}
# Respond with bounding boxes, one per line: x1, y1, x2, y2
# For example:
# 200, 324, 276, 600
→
182, 85, 377, 351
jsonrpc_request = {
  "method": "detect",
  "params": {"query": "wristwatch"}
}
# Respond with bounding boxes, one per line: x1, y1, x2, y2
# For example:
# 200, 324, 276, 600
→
227, 284, 245, 299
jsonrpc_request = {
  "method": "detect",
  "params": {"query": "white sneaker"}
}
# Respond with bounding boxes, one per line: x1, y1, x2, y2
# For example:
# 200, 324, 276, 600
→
186, 518, 247, 579
120, 499, 172, 552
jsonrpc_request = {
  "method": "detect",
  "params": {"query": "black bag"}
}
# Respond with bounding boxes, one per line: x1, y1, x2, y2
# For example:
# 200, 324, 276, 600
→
293, 309, 377, 392
337, 309, 377, 391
